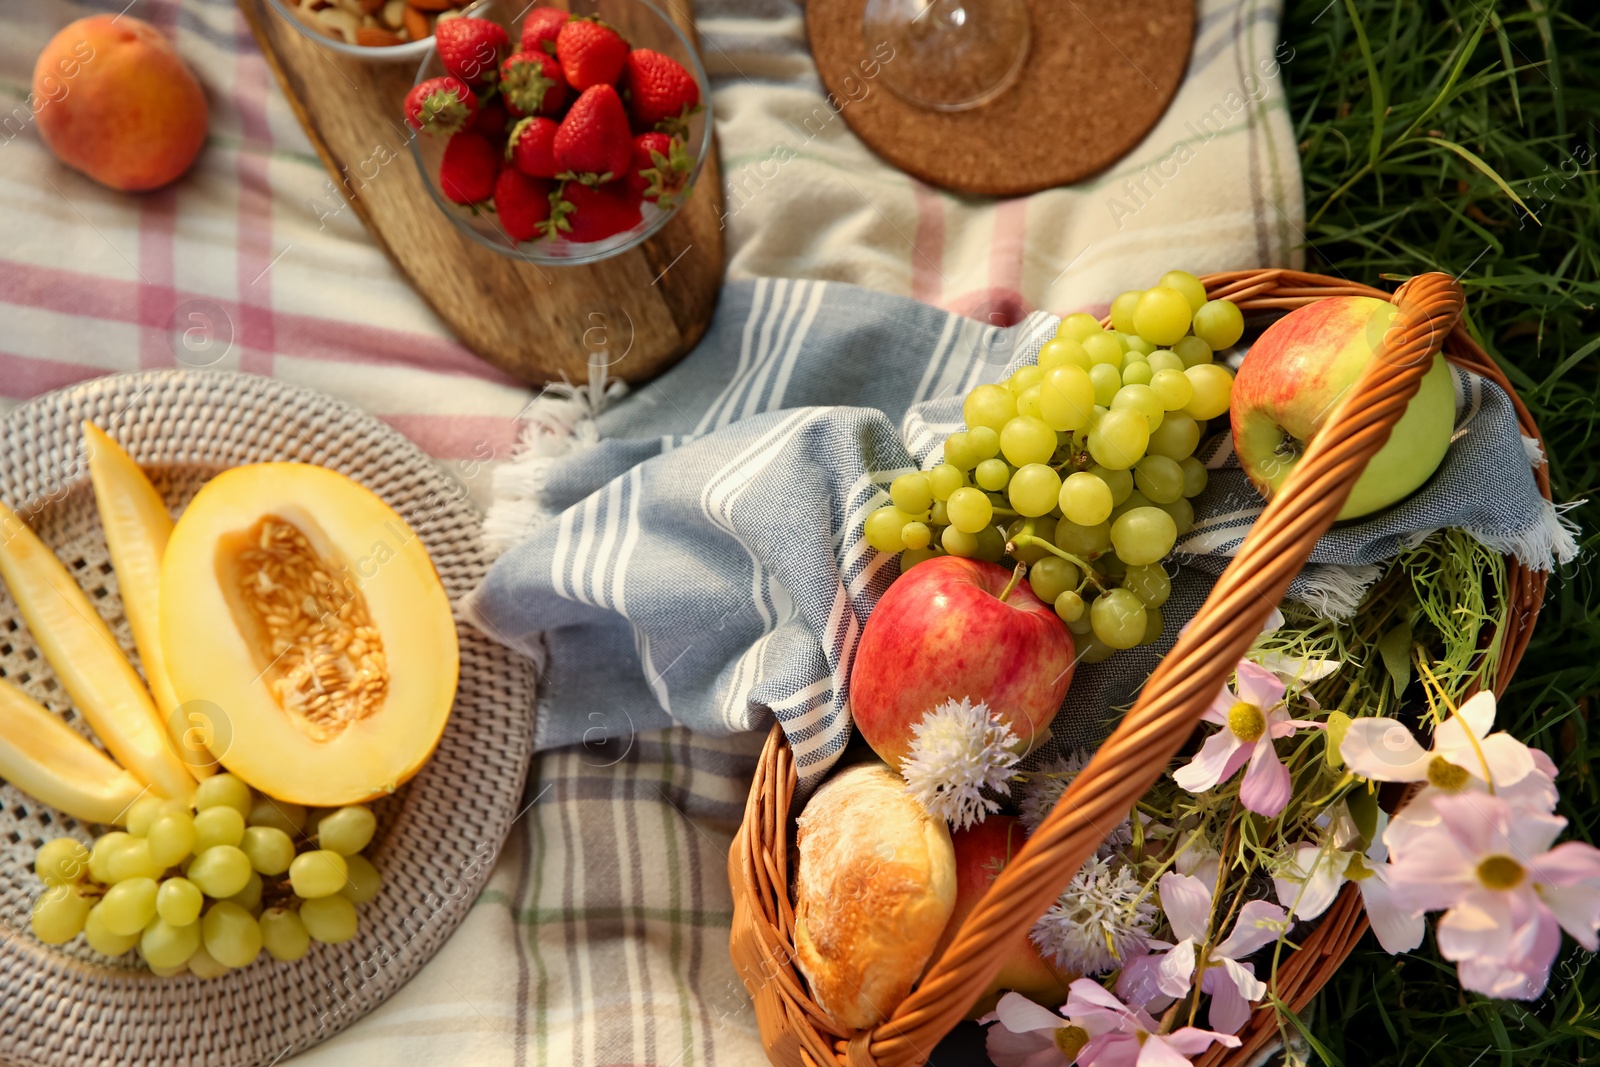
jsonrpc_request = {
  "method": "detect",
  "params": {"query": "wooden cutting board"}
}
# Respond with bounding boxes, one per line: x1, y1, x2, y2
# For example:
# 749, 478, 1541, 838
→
238, 0, 724, 385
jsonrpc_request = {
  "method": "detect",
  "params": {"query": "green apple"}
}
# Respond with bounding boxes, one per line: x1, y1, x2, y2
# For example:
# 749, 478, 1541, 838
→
1230, 296, 1455, 520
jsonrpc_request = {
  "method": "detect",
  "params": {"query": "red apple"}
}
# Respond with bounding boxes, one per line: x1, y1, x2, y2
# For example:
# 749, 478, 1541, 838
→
850, 556, 1073, 768
1231, 295, 1455, 520
930, 815, 1076, 1017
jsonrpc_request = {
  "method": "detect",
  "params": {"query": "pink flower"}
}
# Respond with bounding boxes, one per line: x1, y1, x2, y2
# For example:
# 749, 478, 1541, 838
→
982, 993, 1087, 1067
1386, 793, 1600, 999
1067, 979, 1239, 1066
1173, 661, 1319, 817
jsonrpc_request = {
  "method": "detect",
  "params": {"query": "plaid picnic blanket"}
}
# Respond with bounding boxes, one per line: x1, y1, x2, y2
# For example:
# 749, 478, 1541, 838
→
2, 0, 1308, 1062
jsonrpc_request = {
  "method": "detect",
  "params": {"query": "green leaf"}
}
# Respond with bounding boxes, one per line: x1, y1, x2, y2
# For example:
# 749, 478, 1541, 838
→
1343, 0, 1387, 169
1377, 620, 1412, 699
1347, 786, 1380, 847
1420, 137, 1541, 225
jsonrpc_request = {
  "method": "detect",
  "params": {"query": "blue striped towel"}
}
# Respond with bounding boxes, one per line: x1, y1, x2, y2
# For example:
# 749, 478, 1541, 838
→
463, 278, 1576, 789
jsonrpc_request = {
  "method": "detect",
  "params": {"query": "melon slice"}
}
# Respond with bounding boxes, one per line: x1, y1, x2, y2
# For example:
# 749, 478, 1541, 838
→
160, 463, 459, 806
83, 421, 213, 779
0, 678, 143, 825
0, 502, 196, 804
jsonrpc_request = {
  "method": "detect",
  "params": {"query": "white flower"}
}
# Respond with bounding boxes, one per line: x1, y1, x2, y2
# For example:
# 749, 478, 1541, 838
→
1269, 807, 1424, 954
1340, 690, 1537, 792
1030, 857, 1156, 975
1385, 746, 1561, 860
1251, 607, 1342, 686
1017, 754, 1134, 856
900, 697, 1020, 830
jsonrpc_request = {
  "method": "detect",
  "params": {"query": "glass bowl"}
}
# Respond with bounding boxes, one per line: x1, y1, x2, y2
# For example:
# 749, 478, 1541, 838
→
263, 0, 452, 61
409, 0, 712, 265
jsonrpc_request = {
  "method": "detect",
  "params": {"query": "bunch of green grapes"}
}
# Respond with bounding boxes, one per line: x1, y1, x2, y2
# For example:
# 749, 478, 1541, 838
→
29, 773, 383, 976
863, 270, 1246, 663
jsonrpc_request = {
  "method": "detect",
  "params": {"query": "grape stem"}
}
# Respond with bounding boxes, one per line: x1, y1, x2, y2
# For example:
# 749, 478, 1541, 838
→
1009, 535, 1107, 591
996, 562, 1027, 603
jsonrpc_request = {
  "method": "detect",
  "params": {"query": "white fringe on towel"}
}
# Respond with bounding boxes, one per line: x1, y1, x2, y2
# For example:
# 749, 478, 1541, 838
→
1293, 563, 1386, 619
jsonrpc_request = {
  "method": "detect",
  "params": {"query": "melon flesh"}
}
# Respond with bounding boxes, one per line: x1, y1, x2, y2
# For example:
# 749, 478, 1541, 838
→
160, 463, 459, 806
0, 679, 143, 825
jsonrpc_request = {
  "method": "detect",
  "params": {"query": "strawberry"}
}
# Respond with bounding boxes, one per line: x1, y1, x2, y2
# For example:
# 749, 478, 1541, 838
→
520, 6, 569, 55
439, 131, 500, 205
623, 49, 701, 134
627, 132, 692, 205
500, 50, 568, 118
552, 179, 643, 242
470, 95, 510, 139
507, 116, 561, 178
555, 17, 629, 91
404, 76, 478, 136
494, 168, 554, 242
434, 17, 509, 85
553, 84, 632, 182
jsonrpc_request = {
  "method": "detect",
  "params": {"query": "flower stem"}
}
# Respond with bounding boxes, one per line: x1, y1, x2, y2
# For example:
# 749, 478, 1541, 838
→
997, 562, 1027, 603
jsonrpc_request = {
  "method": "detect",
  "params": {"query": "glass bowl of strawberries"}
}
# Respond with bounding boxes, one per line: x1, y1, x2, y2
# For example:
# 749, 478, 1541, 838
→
405, 0, 711, 264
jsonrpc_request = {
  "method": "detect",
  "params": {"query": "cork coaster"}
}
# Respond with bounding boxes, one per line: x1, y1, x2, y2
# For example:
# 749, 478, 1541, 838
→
808, 0, 1195, 197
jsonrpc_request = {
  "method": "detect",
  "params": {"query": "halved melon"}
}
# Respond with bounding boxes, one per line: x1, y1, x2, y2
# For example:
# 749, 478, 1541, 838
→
0, 678, 143, 825
160, 463, 459, 806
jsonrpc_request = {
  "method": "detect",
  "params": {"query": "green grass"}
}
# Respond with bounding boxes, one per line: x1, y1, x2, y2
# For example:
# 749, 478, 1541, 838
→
1282, 0, 1600, 1062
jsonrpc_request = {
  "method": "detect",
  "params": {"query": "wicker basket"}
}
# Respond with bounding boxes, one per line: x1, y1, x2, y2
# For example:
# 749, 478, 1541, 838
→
727, 270, 1551, 1067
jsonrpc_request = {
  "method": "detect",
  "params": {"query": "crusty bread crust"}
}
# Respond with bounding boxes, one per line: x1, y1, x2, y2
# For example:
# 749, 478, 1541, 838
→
793, 761, 956, 1030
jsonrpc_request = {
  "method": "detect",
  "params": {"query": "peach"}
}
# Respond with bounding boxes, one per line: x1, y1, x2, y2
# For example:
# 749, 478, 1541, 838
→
33, 16, 207, 192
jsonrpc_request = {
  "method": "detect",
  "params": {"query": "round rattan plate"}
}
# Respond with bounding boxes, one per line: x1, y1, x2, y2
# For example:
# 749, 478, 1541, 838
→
0, 371, 537, 1067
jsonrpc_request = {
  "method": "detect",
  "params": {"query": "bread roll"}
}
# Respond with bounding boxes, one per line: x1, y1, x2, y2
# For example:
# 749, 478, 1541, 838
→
793, 761, 956, 1030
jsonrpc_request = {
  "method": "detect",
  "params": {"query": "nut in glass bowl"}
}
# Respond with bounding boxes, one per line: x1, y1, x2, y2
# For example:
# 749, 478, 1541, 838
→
264, 0, 470, 59
407, 0, 711, 265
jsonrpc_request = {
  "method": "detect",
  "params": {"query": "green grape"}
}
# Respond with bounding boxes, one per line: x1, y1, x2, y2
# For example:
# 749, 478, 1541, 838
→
1147, 414, 1200, 461
202, 902, 263, 968
195, 774, 253, 816
1090, 465, 1134, 506
1078, 632, 1115, 663
1110, 507, 1178, 566
1182, 364, 1234, 421
1158, 270, 1208, 312
929, 500, 950, 525
1067, 613, 1094, 636
1173, 335, 1214, 368
1180, 457, 1208, 498
973, 525, 1007, 564
1111, 490, 1154, 522
1193, 298, 1245, 349
1147, 350, 1184, 374
942, 431, 978, 471
928, 464, 966, 500
946, 487, 993, 534
1134, 456, 1185, 504
1054, 590, 1085, 623
1008, 464, 1061, 518
187, 943, 230, 979
974, 458, 1011, 492
1158, 497, 1195, 537
85, 902, 141, 956
290, 850, 349, 899
1133, 287, 1193, 346
261, 907, 312, 961
963, 384, 1017, 431
35, 838, 89, 886
890, 473, 933, 514
941, 525, 979, 557
88, 832, 133, 884
1149, 368, 1194, 412
1120, 360, 1153, 387
864, 506, 910, 552
1059, 472, 1113, 526
141, 918, 201, 970
1089, 365, 1123, 409
229, 871, 264, 914
1055, 519, 1111, 559
194, 806, 246, 850
1109, 290, 1143, 333
100, 877, 159, 937
1082, 333, 1123, 368
1005, 517, 1057, 563
247, 796, 307, 836
1090, 588, 1148, 650
300, 894, 359, 945
1087, 409, 1149, 470
1039, 366, 1096, 432
1015, 385, 1044, 420
901, 522, 932, 550
1141, 606, 1166, 645
1122, 564, 1171, 607
1007, 365, 1044, 394
157, 877, 204, 927
1120, 333, 1156, 357
1038, 336, 1092, 372
32, 883, 93, 944
189, 846, 253, 899
1058, 313, 1104, 342
341, 854, 383, 905
968, 426, 1001, 460
241, 825, 296, 876
106, 839, 163, 883
147, 812, 197, 869
1111, 384, 1165, 433
899, 547, 939, 571
999, 415, 1057, 467
1028, 556, 1080, 604
126, 796, 179, 837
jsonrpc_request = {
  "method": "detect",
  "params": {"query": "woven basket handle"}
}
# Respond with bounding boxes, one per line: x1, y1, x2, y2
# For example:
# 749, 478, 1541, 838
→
859, 272, 1467, 1067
